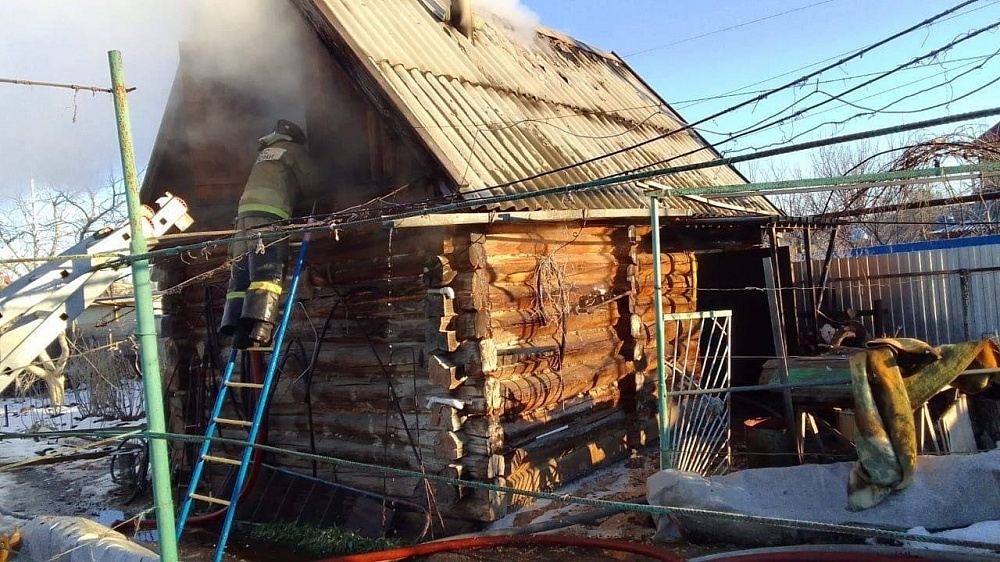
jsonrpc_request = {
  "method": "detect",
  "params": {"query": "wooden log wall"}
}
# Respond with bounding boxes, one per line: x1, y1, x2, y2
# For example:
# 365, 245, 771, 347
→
160, 220, 700, 524
424, 223, 698, 521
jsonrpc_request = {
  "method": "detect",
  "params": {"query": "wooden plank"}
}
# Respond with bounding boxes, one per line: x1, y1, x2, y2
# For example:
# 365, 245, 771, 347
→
389, 208, 690, 228
504, 421, 631, 511
500, 386, 622, 444
496, 356, 631, 417
428, 353, 466, 390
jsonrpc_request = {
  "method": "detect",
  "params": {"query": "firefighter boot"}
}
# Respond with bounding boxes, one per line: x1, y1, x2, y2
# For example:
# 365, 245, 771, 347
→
241, 234, 288, 347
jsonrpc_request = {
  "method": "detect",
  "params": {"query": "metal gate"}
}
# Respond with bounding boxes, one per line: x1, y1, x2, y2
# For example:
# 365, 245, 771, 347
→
660, 310, 732, 475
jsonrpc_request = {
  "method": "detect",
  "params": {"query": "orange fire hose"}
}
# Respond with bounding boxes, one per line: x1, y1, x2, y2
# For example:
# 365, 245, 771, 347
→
314, 534, 687, 562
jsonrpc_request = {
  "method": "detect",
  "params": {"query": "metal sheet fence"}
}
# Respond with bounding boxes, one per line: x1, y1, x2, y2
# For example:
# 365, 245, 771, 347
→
796, 240, 1000, 345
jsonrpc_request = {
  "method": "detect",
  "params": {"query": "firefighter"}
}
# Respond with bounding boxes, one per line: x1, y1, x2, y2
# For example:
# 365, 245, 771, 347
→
220, 119, 320, 349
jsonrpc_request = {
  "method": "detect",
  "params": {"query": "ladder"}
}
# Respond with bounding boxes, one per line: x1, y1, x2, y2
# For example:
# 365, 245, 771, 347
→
0, 193, 192, 395
176, 231, 311, 562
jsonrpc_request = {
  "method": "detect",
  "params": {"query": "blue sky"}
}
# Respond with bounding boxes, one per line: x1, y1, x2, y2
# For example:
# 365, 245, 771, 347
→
527, 0, 1000, 174
0, 0, 997, 197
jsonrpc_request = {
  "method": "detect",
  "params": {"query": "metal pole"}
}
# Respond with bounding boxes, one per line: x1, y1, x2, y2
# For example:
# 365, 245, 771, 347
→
108, 50, 179, 562
803, 224, 818, 341
649, 195, 671, 470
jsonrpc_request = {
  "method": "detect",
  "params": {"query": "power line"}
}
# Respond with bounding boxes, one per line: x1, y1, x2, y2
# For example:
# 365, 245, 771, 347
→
671, 53, 998, 108
616, 19, 1000, 180
109, 105, 1000, 266
451, 0, 982, 198
718, 49, 1000, 154
623, 0, 836, 57
678, 0, 1000, 106
0, 76, 134, 94
709, 23, 1000, 145
5, 107, 999, 269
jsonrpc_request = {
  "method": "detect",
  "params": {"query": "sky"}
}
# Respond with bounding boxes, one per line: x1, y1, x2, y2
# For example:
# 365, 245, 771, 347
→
0, 0, 998, 199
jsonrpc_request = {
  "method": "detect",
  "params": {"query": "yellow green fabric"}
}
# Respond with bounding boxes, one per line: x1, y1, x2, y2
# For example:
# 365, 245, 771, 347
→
847, 337, 1000, 510
237, 139, 321, 219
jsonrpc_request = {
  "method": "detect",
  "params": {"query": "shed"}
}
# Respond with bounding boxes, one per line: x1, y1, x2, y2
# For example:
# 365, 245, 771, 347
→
140, 0, 779, 529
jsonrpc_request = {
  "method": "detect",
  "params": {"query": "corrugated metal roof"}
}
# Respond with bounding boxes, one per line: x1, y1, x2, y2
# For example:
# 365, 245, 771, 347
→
981, 121, 1000, 143
305, 0, 778, 216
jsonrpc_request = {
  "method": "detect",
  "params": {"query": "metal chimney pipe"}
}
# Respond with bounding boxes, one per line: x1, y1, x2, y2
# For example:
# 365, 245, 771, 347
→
449, 0, 473, 39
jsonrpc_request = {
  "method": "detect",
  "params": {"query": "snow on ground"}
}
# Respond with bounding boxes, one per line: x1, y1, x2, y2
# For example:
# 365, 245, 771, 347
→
0, 389, 144, 461
0, 387, 148, 542
903, 521, 1000, 555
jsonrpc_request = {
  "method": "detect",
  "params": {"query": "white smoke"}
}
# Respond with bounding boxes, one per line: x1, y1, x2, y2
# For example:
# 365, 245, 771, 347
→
472, 0, 542, 45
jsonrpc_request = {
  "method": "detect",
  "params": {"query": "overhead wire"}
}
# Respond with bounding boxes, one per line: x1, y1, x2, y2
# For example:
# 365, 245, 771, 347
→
4, 112, 999, 270
671, 52, 1000, 108
622, 0, 837, 57
443, 0, 983, 198
0, 108, 988, 272
673, 0, 1000, 109
696, 48, 998, 139
629, 19, 1000, 177
96, 105, 1000, 270
722, 48, 1000, 154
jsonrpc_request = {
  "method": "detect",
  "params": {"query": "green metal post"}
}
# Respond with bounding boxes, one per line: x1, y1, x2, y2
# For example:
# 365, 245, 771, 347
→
649, 194, 671, 470
108, 50, 179, 562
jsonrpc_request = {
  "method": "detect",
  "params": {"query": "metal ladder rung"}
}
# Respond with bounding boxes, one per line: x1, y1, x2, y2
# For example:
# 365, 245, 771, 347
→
225, 381, 264, 390
213, 417, 253, 427
202, 454, 242, 467
177, 235, 312, 561
189, 493, 231, 507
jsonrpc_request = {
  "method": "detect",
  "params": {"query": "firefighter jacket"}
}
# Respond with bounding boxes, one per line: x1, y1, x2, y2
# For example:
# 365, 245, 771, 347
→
221, 134, 320, 346
237, 134, 321, 220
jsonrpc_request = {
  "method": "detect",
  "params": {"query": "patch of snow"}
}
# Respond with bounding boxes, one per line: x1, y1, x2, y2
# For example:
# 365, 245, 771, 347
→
0, 388, 148, 538
903, 520, 1000, 555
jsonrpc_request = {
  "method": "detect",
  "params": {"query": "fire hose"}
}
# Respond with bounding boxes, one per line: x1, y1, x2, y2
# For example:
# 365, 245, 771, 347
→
315, 534, 687, 562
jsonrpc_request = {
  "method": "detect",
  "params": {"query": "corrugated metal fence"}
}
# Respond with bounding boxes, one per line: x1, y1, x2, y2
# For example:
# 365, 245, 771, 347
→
797, 237, 1000, 345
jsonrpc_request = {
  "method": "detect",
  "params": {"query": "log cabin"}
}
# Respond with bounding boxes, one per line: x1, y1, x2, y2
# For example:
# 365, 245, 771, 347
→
140, 0, 780, 529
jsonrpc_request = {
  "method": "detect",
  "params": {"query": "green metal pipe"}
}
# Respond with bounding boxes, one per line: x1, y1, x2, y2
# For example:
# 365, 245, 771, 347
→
669, 162, 1000, 197
3, 106, 998, 271
649, 195, 671, 470
108, 50, 179, 562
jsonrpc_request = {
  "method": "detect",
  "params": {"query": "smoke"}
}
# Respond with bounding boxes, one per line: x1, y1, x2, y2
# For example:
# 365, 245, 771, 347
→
0, 1, 199, 197
179, 0, 366, 200
0, 0, 316, 200
183, 0, 311, 134
472, 0, 542, 45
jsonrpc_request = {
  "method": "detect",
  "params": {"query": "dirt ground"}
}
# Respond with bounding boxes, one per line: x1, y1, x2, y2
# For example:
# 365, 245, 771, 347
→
0, 443, 725, 562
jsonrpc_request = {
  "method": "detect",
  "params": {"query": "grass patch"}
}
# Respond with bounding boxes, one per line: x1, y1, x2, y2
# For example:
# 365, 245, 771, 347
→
248, 522, 405, 557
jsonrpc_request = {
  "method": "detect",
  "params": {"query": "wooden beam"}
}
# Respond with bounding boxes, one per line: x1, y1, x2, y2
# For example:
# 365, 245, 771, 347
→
388, 208, 692, 228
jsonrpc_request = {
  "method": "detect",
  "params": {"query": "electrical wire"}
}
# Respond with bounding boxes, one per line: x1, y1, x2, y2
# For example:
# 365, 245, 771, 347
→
4, 107, 999, 271
55, 104, 1000, 271
672, 53, 1000, 108
631, 19, 1000, 178
723, 51, 1000, 154
445, 0, 983, 197
674, 0, 1000, 110
623, 0, 837, 57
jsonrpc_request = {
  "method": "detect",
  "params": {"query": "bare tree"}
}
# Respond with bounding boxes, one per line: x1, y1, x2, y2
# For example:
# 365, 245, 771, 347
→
0, 175, 126, 280
749, 136, 974, 258
0, 176, 129, 411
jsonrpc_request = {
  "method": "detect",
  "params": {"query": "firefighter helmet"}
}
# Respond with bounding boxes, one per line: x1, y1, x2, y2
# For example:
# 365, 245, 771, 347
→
273, 119, 306, 144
